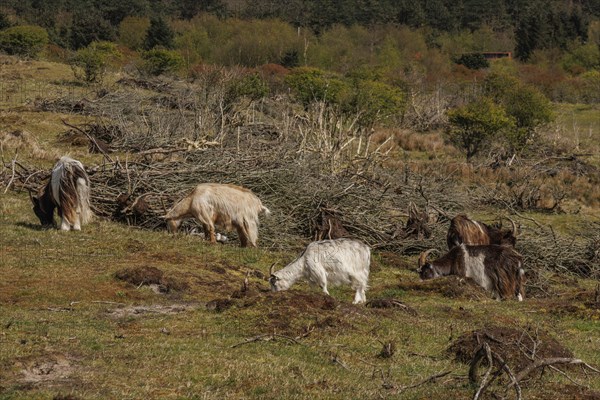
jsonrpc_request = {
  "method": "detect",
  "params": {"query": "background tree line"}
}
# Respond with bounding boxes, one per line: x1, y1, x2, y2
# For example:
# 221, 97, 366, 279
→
1, 0, 599, 163
0, 0, 598, 59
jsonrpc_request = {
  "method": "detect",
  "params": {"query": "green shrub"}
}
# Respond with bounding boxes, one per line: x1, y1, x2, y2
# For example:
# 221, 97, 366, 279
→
501, 84, 553, 149
141, 48, 183, 76
285, 67, 348, 106
580, 70, 600, 103
446, 97, 514, 161
0, 25, 48, 58
227, 73, 269, 102
350, 80, 405, 127
484, 72, 554, 152
561, 43, 600, 73
70, 41, 121, 84
118, 16, 150, 50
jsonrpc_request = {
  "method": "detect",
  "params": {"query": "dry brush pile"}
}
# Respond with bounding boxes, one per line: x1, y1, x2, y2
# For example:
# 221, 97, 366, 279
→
1, 71, 598, 279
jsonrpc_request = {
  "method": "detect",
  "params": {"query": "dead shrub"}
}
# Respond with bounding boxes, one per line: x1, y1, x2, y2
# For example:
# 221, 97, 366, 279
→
448, 325, 573, 372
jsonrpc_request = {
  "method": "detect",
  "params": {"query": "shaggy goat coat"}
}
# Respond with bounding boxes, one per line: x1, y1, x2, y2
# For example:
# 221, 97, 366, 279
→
419, 244, 525, 301
270, 238, 371, 304
446, 215, 517, 250
165, 183, 270, 247
31, 156, 92, 231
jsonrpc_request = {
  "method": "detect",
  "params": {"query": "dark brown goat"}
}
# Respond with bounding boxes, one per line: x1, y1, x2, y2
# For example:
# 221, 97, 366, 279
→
447, 214, 518, 250
418, 244, 525, 301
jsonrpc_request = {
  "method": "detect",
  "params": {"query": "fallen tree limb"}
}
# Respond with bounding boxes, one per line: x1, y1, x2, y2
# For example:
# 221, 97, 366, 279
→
511, 357, 600, 387
62, 118, 114, 162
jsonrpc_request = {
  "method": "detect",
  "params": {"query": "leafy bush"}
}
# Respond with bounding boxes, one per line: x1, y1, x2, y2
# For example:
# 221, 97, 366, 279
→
446, 97, 514, 161
118, 16, 150, 50
501, 84, 554, 150
286, 67, 406, 127
285, 67, 349, 106
580, 70, 600, 103
561, 43, 600, 74
70, 41, 121, 83
0, 25, 48, 58
141, 48, 183, 76
484, 73, 554, 152
227, 73, 269, 102
350, 80, 405, 127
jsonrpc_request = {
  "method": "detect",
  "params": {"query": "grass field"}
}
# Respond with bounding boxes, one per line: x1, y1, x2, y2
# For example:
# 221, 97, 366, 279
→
1, 190, 600, 399
1, 57, 600, 399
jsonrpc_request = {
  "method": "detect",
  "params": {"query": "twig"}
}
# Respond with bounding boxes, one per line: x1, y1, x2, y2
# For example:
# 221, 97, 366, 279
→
398, 370, 452, 392
230, 333, 302, 348
3, 155, 17, 193
61, 118, 114, 162
331, 354, 350, 370
471, 343, 494, 400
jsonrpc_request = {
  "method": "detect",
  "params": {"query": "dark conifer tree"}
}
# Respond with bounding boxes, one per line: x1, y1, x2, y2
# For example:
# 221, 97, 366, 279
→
144, 16, 174, 50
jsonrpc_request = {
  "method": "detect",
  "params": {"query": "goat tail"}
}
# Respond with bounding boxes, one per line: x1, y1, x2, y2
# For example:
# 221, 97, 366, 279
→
77, 177, 93, 224
516, 266, 526, 299
261, 205, 271, 217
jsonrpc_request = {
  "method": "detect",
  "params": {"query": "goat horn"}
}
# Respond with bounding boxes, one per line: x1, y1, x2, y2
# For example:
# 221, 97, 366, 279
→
418, 249, 436, 269
507, 217, 519, 237
269, 262, 276, 276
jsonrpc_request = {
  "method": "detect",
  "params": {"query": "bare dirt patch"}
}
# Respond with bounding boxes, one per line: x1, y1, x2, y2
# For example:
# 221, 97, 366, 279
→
398, 275, 490, 300
106, 303, 199, 319
448, 325, 573, 372
365, 298, 418, 316
206, 298, 235, 312
0, 353, 79, 390
114, 265, 188, 294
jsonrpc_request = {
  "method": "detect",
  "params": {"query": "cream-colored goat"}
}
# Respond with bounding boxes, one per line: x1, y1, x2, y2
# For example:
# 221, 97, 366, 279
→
165, 183, 270, 247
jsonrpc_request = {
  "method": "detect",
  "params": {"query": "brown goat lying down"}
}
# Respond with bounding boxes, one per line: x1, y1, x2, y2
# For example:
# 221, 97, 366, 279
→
165, 183, 270, 247
418, 244, 525, 301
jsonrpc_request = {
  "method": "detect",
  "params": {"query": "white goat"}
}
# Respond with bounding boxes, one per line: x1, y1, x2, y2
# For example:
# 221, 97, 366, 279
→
165, 183, 270, 247
269, 238, 371, 304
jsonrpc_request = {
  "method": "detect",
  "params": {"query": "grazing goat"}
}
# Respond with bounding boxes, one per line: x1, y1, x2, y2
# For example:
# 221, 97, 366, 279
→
418, 244, 525, 301
269, 238, 371, 304
30, 156, 93, 231
165, 183, 270, 247
447, 214, 518, 250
